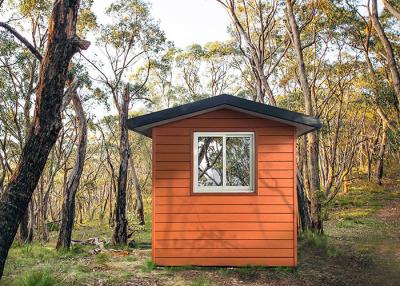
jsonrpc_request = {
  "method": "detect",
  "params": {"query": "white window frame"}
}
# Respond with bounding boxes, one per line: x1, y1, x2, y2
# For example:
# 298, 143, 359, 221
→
193, 132, 255, 193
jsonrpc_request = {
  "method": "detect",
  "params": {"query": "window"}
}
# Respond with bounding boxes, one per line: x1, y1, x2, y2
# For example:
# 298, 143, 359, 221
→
193, 132, 255, 193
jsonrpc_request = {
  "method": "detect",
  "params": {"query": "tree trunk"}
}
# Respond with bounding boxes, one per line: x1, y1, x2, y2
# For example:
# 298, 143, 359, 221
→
297, 173, 311, 232
19, 211, 29, 243
56, 92, 87, 250
0, 0, 89, 278
371, 0, 400, 108
28, 201, 34, 242
128, 156, 145, 225
112, 85, 129, 245
376, 123, 387, 185
285, 0, 322, 233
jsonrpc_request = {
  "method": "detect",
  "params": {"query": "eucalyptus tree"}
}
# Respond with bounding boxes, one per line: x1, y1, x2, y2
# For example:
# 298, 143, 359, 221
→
0, 0, 51, 242
0, 0, 89, 278
84, 0, 166, 243
285, 0, 323, 232
369, 0, 400, 109
217, 0, 290, 105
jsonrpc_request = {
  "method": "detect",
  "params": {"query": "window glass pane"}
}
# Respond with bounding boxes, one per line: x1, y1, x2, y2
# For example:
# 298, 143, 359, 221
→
197, 137, 223, 186
226, 136, 251, 186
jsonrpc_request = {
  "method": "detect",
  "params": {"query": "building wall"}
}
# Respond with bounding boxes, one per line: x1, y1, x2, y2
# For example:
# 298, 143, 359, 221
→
152, 108, 297, 266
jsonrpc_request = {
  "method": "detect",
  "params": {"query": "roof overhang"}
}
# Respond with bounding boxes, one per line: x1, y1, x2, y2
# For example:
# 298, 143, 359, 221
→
127, 94, 322, 138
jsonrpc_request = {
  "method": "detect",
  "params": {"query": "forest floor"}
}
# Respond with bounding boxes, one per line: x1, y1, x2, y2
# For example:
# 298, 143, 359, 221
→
2, 175, 400, 286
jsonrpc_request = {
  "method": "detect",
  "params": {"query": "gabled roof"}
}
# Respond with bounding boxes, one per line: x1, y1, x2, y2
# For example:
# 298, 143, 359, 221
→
127, 94, 322, 137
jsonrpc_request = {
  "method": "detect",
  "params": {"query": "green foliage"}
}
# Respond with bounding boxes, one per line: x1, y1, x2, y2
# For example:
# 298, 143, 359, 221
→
12, 270, 60, 286
190, 275, 214, 286
301, 230, 338, 257
140, 259, 156, 272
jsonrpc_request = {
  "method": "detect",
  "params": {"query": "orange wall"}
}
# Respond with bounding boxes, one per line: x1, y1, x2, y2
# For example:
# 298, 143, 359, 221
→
152, 108, 297, 266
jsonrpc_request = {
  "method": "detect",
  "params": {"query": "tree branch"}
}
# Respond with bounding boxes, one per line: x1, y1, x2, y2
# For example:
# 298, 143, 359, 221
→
0, 22, 43, 61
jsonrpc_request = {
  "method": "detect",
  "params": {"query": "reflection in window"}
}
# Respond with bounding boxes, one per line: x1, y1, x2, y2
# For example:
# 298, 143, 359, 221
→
226, 137, 251, 186
197, 137, 223, 186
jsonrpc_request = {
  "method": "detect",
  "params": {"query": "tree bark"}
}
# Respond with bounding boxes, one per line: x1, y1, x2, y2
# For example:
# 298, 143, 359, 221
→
112, 85, 129, 245
376, 123, 387, 185
371, 0, 400, 108
19, 211, 29, 243
0, 0, 89, 278
28, 201, 34, 242
285, 0, 322, 233
382, 0, 400, 20
56, 92, 87, 250
128, 156, 145, 225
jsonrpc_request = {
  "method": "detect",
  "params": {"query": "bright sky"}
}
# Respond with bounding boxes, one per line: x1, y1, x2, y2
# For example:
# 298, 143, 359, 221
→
92, 0, 231, 48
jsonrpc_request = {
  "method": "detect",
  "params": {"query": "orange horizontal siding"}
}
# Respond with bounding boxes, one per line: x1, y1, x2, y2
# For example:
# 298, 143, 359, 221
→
156, 145, 190, 153
155, 248, 293, 258
155, 179, 191, 188
155, 204, 293, 214
157, 136, 190, 145
155, 196, 293, 204
258, 170, 293, 179
156, 170, 190, 179
156, 153, 190, 162
258, 135, 293, 145
155, 162, 190, 171
257, 128, 294, 135
154, 257, 295, 266
155, 231, 293, 240
258, 153, 293, 161
155, 222, 294, 231
155, 239, 294, 249
258, 179, 294, 188
258, 144, 293, 152
258, 161, 293, 169
258, 187, 294, 196
155, 188, 190, 197
155, 213, 294, 223
156, 128, 191, 135
154, 188, 295, 197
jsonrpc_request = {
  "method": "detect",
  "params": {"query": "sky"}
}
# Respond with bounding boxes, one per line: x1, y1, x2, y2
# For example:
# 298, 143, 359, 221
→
92, 0, 231, 49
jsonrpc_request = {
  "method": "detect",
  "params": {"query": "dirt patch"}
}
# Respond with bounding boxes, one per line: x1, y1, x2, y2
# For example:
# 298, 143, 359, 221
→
116, 277, 166, 286
376, 200, 400, 222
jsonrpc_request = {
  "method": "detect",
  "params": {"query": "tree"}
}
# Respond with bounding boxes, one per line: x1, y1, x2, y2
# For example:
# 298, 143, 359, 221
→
0, 0, 89, 278
84, 0, 165, 241
285, 0, 322, 233
112, 85, 130, 244
217, 0, 289, 105
370, 0, 400, 109
56, 83, 88, 249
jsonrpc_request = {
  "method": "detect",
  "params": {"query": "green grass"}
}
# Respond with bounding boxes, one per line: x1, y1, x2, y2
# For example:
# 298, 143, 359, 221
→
11, 270, 60, 286
140, 259, 156, 273
190, 275, 214, 286
2, 180, 400, 285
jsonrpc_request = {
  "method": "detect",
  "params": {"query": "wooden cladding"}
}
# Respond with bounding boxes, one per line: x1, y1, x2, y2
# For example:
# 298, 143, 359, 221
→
152, 108, 297, 267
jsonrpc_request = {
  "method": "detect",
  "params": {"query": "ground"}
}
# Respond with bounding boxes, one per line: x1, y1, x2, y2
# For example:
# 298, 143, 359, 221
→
2, 176, 400, 286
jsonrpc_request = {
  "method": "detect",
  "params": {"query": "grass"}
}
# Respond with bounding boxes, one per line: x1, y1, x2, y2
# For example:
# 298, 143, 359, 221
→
140, 259, 156, 273
190, 275, 214, 286
11, 270, 60, 286
2, 176, 400, 285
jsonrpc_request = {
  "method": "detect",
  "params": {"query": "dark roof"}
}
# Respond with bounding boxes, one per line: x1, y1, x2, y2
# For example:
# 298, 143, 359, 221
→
127, 94, 322, 137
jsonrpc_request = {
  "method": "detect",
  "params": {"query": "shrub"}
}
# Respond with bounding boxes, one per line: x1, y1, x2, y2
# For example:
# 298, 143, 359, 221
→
141, 259, 156, 272
13, 270, 59, 286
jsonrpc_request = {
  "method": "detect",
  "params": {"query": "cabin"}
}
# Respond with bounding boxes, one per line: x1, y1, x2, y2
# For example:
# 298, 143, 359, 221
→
127, 94, 322, 267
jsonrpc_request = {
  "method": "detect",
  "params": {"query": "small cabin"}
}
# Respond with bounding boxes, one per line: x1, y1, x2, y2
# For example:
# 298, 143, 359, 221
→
127, 94, 321, 267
